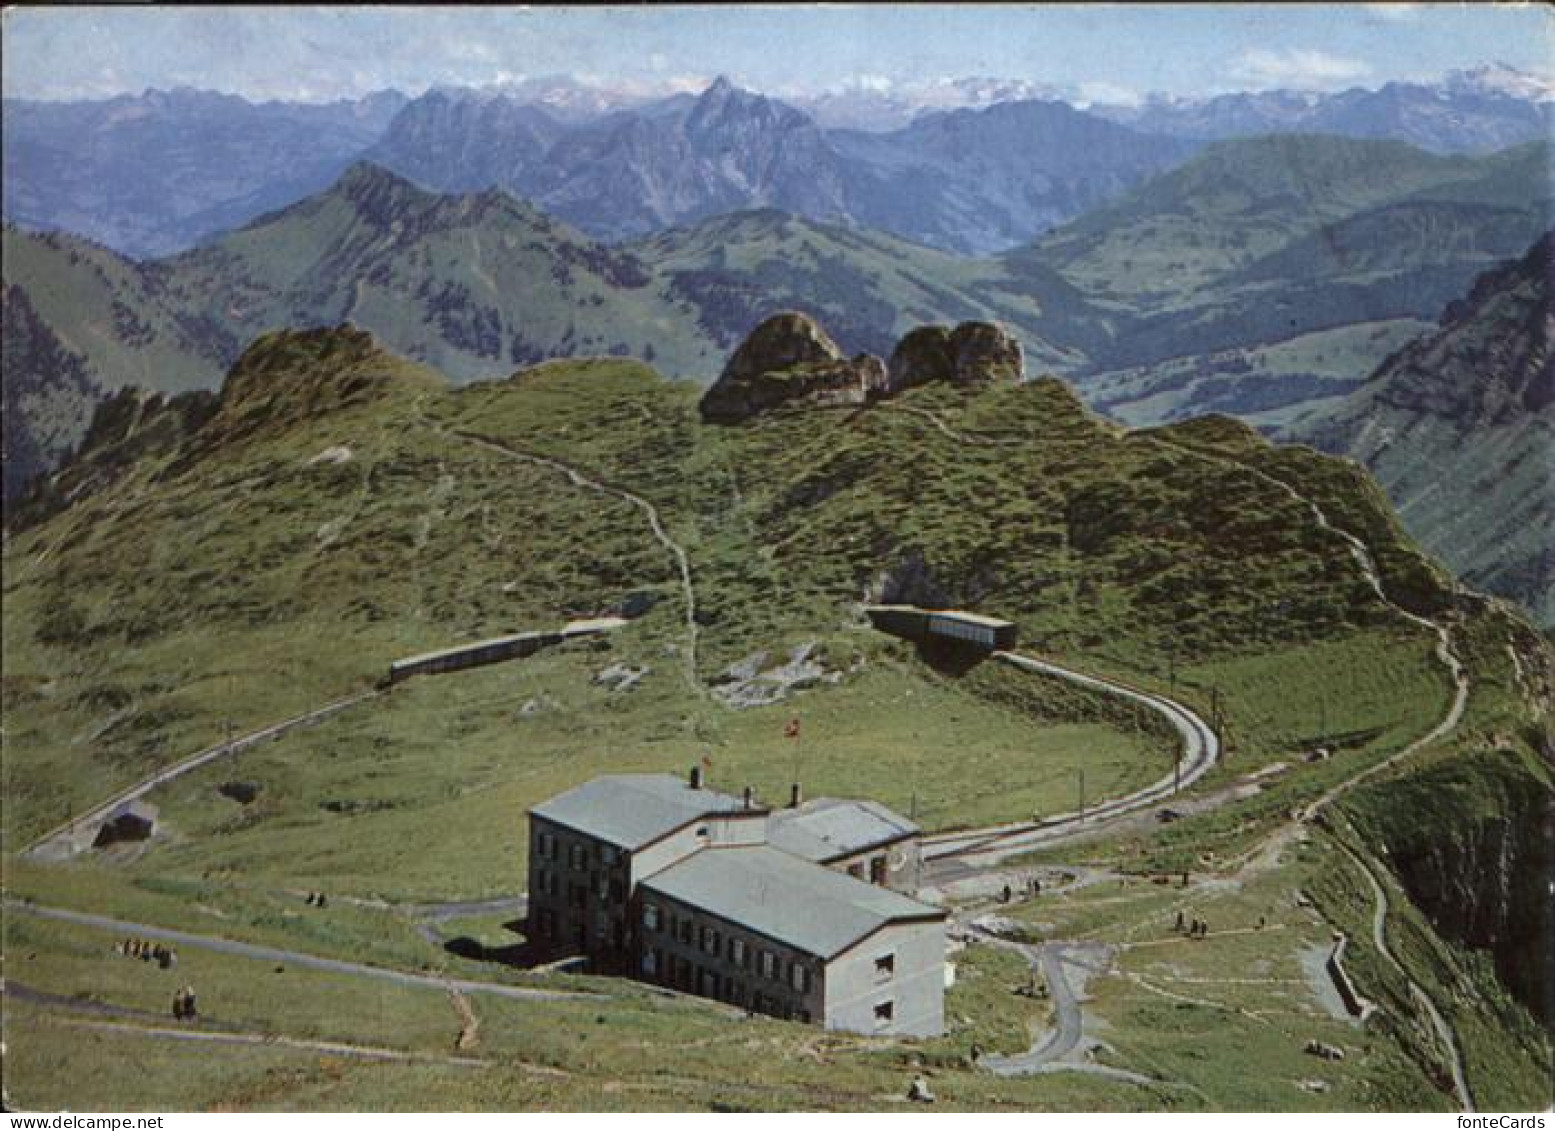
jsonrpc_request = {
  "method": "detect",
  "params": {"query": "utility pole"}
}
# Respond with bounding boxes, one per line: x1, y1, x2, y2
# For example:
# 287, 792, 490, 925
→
1077, 768, 1086, 821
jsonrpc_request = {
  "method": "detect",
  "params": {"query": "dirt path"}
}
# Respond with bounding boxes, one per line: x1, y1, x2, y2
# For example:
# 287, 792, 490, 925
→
10, 988, 491, 1070
6, 900, 598, 1004
1332, 838, 1475, 1112
437, 423, 703, 694
881, 404, 1022, 447
23, 688, 382, 861
450, 988, 481, 1051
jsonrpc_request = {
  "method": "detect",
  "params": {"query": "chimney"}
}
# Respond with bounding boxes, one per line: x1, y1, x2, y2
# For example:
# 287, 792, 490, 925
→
789, 782, 803, 809
689, 765, 703, 790
742, 786, 754, 809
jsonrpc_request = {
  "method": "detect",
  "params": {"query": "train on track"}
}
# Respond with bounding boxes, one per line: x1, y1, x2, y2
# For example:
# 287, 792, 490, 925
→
863, 605, 1019, 652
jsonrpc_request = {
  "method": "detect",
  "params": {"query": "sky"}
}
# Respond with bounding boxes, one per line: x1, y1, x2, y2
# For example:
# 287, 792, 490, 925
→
3, 3, 1552, 105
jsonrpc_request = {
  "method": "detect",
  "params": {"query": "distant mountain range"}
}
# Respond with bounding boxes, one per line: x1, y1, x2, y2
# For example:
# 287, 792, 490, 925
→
5, 67, 1550, 259
365, 77, 1199, 254
7, 133, 1542, 498
2, 87, 407, 258
1093, 64, 1554, 154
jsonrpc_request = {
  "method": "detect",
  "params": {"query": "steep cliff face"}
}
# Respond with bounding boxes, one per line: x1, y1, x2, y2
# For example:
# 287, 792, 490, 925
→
1293, 233, 1555, 625
9, 384, 218, 529
1352, 741, 1553, 1025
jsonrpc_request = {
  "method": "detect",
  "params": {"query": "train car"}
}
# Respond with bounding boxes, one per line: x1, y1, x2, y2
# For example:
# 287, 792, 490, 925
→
864, 605, 1017, 652
925, 610, 1018, 650
388, 630, 557, 683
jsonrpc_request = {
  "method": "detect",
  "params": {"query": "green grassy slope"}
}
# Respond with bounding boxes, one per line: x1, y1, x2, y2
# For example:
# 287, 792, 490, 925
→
4, 324, 1550, 1112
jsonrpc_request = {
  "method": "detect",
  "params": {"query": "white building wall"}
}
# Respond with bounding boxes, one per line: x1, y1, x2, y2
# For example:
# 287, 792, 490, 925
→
822, 919, 945, 1037
629, 809, 767, 886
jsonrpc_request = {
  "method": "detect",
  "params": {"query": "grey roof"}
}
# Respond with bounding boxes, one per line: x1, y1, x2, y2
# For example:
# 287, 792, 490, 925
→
529, 774, 756, 850
767, 798, 919, 863
640, 845, 943, 960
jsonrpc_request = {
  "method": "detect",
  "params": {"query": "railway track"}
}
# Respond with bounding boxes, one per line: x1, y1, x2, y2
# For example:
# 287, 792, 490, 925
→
920, 650, 1220, 866
22, 688, 382, 861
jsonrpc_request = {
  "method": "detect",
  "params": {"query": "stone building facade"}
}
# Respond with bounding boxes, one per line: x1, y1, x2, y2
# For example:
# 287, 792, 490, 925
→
524, 772, 945, 1035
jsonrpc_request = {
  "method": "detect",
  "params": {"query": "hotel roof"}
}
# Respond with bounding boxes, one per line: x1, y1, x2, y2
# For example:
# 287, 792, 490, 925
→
529, 774, 759, 850
640, 844, 943, 960
767, 797, 919, 864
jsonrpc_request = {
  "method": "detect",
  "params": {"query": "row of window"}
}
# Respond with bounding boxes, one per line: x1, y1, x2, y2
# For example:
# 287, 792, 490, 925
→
642, 903, 812, 992
845, 855, 891, 885
533, 868, 625, 906
641, 949, 814, 1021
535, 831, 621, 870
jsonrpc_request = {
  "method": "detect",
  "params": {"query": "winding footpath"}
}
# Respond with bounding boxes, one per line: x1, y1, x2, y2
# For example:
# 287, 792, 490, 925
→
5, 900, 595, 1004
1332, 838, 1475, 1112
439, 423, 703, 696
888, 409, 1478, 1104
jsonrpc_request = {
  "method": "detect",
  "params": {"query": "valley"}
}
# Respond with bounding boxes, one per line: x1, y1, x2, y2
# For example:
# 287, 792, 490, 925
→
3, 17, 1553, 1112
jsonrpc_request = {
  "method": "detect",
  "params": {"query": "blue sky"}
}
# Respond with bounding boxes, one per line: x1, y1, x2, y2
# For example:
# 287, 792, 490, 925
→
3, 3, 1551, 104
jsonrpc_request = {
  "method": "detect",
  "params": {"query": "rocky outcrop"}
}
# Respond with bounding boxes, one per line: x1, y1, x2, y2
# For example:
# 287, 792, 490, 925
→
699, 312, 887, 422
886, 321, 1024, 392
887, 326, 956, 392
949, 321, 1025, 384
704, 314, 1023, 423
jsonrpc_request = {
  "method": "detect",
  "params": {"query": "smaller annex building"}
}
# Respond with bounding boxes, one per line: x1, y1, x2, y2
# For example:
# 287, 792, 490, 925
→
526, 772, 945, 1036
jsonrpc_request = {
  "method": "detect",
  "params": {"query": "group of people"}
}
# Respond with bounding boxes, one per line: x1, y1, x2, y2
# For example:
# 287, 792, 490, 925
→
171, 985, 199, 1021
304, 891, 328, 908
998, 876, 1044, 903
1174, 911, 1210, 938
115, 937, 176, 969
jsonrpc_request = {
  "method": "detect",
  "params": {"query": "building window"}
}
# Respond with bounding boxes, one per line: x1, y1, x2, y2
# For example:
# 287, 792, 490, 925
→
848, 862, 865, 880
790, 962, 810, 993
730, 937, 745, 966
538, 831, 556, 860
873, 1000, 894, 1028
702, 926, 721, 955
642, 950, 658, 976
569, 843, 586, 870
760, 950, 777, 979
678, 918, 694, 944
643, 903, 660, 931
600, 844, 619, 866
874, 953, 895, 980
870, 856, 888, 885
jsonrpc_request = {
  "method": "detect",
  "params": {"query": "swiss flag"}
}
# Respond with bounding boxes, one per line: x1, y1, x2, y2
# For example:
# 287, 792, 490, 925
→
783, 717, 801, 740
